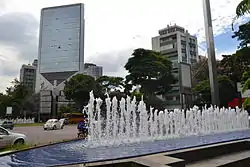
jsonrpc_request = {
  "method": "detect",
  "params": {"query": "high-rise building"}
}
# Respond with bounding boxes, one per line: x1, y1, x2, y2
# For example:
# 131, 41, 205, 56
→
32, 59, 38, 67
152, 24, 198, 109
36, 3, 85, 117
36, 3, 85, 91
20, 64, 36, 93
84, 63, 103, 79
152, 24, 198, 65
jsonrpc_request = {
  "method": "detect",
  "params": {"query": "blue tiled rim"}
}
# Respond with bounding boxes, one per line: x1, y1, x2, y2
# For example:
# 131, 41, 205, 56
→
0, 130, 250, 167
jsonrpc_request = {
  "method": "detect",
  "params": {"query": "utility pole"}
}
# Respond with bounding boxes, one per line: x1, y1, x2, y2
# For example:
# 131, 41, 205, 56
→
202, 0, 220, 106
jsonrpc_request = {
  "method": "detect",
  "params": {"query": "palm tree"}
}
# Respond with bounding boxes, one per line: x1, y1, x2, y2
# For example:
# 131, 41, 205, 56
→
236, 0, 250, 18
232, 0, 250, 30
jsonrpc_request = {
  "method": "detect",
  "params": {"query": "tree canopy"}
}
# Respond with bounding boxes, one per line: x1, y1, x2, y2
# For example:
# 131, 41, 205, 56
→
232, 21, 250, 48
0, 79, 33, 118
96, 76, 125, 93
220, 47, 250, 83
125, 48, 175, 96
64, 74, 97, 110
236, 0, 250, 18
194, 76, 236, 107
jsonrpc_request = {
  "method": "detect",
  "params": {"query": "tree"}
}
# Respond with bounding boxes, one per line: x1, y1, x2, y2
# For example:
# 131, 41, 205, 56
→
96, 76, 125, 94
124, 48, 175, 96
6, 79, 33, 117
232, 21, 250, 48
191, 58, 223, 86
194, 76, 236, 107
64, 74, 97, 111
220, 48, 250, 83
236, 0, 250, 18
0, 93, 12, 118
241, 70, 250, 84
59, 105, 73, 116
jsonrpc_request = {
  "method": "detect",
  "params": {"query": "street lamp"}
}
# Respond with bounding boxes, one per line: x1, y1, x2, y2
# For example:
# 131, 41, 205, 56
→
202, 0, 220, 106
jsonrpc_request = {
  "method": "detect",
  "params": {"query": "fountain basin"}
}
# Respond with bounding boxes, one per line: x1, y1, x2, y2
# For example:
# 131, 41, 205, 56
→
0, 129, 250, 167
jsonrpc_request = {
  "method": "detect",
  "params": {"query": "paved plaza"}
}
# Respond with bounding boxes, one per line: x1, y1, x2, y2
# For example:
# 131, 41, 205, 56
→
12, 125, 77, 145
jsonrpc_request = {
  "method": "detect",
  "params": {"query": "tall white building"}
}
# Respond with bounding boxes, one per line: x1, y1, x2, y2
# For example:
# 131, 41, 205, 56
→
36, 3, 85, 92
36, 3, 85, 117
152, 24, 198, 109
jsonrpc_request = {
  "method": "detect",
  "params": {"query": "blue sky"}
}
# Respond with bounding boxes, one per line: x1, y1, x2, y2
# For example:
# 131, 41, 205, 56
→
200, 18, 250, 58
199, 29, 239, 58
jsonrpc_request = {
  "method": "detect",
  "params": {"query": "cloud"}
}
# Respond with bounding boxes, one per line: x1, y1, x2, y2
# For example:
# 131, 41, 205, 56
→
86, 49, 133, 75
0, 0, 248, 93
0, 12, 39, 93
0, 12, 39, 60
0, 0, 7, 10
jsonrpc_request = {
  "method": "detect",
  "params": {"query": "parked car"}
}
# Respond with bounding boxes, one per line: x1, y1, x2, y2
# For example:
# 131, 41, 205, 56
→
43, 119, 64, 130
0, 121, 14, 130
0, 126, 27, 149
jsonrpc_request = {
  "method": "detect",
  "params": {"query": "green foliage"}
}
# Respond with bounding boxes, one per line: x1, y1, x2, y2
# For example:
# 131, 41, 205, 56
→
242, 78, 250, 93
96, 76, 125, 93
220, 48, 250, 83
0, 93, 12, 117
64, 74, 97, 110
124, 48, 175, 96
241, 70, 250, 84
194, 76, 236, 107
0, 79, 33, 118
236, 0, 250, 18
59, 105, 73, 114
194, 80, 211, 104
131, 91, 144, 101
191, 59, 223, 86
233, 21, 250, 48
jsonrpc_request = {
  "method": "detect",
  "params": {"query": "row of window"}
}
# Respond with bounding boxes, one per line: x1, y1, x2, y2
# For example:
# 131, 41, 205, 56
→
43, 7, 81, 19
42, 44, 79, 50
43, 25, 80, 31
160, 35, 177, 42
159, 27, 184, 35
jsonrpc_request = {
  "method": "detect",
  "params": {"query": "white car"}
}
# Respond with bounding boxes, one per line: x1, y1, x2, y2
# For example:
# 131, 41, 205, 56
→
0, 126, 27, 149
43, 119, 64, 130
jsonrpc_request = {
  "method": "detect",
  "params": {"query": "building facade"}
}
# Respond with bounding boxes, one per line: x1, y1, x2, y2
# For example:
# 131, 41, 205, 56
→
36, 3, 85, 117
152, 24, 198, 109
20, 64, 37, 93
32, 59, 38, 67
84, 63, 103, 79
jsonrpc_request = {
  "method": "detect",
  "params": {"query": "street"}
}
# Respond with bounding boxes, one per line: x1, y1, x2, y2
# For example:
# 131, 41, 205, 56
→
12, 125, 77, 145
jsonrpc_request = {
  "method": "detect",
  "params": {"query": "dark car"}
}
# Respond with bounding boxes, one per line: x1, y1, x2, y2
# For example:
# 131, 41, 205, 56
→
0, 121, 14, 130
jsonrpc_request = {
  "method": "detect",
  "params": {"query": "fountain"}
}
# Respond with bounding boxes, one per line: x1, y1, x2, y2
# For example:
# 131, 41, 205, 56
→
0, 91, 249, 167
86, 91, 249, 147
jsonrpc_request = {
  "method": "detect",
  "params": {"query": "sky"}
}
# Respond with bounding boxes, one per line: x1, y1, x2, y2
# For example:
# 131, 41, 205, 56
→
0, 0, 249, 93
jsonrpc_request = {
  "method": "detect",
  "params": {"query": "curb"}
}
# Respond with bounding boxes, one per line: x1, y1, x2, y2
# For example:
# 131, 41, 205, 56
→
0, 138, 84, 157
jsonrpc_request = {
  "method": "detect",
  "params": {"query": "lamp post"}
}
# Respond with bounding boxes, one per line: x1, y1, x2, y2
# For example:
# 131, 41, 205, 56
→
202, 0, 220, 106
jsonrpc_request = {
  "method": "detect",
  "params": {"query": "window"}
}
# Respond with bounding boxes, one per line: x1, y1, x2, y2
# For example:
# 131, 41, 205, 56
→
0, 127, 8, 135
181, 40, 186, 45
163, 44, 174, 50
